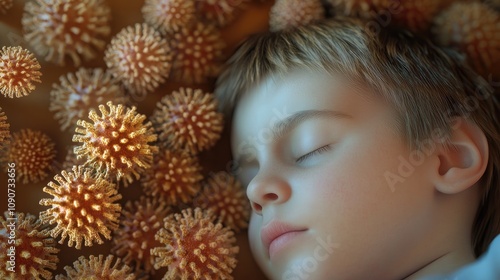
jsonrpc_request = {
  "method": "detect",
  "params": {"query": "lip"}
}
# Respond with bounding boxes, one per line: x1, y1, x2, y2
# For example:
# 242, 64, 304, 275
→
261, 221, 307, 258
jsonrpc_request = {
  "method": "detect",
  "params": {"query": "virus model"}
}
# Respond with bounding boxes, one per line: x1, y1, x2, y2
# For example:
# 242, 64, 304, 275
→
50, 68, 128, 131
170, 23, 225, 84
0, 212, 59, 280
39, 165, 122, 249
104, 23, 173, 97
142, 149, 203, 206
433, 1, 500, 80
0, 107, 9, 145
73, 101, 158, 185
56, 255, 135, 280
0, 46, 42, 98
269, 0, 325, 32
194, 171, 251, 232
112, 196, 172, 274
22, 0, 111, 66
195, 0, 250, 27
151, 88, 224, 155
2, 129, 56, 184
142, 0, 197, 34
151, 208, 239, 279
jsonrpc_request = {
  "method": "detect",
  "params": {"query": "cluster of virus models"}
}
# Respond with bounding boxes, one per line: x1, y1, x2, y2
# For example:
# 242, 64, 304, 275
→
0, 0, 499, 279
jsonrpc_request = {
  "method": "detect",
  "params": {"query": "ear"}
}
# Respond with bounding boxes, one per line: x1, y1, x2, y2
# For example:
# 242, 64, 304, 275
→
432, 117, 489, 194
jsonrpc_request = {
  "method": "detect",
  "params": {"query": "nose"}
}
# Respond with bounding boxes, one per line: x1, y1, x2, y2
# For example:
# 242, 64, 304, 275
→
246, 171, 291, 215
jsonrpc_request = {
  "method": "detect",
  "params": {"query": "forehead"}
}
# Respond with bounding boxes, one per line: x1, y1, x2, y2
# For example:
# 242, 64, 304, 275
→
230, 69, 388, 149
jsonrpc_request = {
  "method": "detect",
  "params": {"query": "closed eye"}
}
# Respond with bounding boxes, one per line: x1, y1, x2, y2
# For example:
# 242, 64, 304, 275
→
296, 145, 332, 163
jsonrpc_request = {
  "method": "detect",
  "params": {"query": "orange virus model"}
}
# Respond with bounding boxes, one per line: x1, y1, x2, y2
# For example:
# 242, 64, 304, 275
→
432, 1, 500, 80
56, 255, 135, 280
104, 23, 173, 97
2, 129, 56, 184
151, 87, 224, 155
195, 0, 250, 27
50, 68, 128, 131
0, 212, 59, 280
73, 101, 158, 185
194, 171, 251, 232
151, 208, 239, 280
0, 46, 42, 98
111, 196, 172, 274
170, 22, 225, 84
269, 0, 325, 32
22, 0, 111, 66
390, 0, 453, 33
0, 0, 13, 14
0, 107, 9, 145
142, 149, 203, 206
142, 0, 196, 34
39, 165, 122, 249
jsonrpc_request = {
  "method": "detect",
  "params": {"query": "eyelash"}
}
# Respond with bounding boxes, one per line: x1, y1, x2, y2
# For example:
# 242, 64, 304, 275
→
296, 145, 331, 163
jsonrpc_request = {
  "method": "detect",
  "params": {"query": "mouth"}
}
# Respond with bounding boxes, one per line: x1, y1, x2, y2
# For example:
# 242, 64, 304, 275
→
261, 221, 307, 259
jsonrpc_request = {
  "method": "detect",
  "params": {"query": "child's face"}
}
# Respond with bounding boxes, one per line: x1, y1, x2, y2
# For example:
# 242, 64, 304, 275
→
231, 70, 442, 279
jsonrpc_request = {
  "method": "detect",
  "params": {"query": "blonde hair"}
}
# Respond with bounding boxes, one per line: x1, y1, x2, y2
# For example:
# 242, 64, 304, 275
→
215, 17, 500, 256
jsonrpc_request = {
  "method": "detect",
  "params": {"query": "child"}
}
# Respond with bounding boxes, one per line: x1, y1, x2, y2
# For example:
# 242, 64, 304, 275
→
215, 17, 500, 279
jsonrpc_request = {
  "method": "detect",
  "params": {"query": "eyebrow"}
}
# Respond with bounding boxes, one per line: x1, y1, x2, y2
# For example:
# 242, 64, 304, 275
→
272, 109, 352, 141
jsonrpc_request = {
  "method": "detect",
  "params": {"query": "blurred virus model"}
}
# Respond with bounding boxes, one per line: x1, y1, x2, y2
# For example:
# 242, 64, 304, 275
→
50, 68, 128, 131
56, 255, 135, 280
391, 0, 453, 33
0, 0, 13, 14
269, 0, 325, 32
170, 23, 225, 84
73, 101, 158, 185
112, 196, 172, 274
151, 88, 223, 155
142, 149, 203, 206
142, 0, 196, 34
194, 171, 251, 232
0, 212, 59, 280
0, 107, 9, 144
105, 23, 173, 97
151, 208, 239, 280
0, 46, 42, 98
328, 0, 387, 19
22, 0, 111, 66
195, 0, 250, 27
39, 166, 122, 249
433, 1, 500, 80
2, 129, 56, 184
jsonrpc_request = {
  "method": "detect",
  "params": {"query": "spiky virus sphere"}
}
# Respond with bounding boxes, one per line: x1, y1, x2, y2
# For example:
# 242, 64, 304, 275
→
39, 165, 122, 249
112, 196, 172, 273
142, 0, 196, 34
194, 171, 250, 232
56, 255, 135, 280
391, 0, 453, 33
195, 0, 250, 27
151, 208, 239, 279
2, 129, 56, 184
269, 0, 325, 32
0, 107, 9, 145
0, 212, 59, 280
171, 22, 225, 84
0, 46, 42, 98
151, 88, 224, 155
73, 101, 158, 185
433, 2, 500, 80
105, 23, 173, 97
50, 68, 128, 132
142, 149, 203, 206
0, 0, 13, 14
22, 0, 111, 66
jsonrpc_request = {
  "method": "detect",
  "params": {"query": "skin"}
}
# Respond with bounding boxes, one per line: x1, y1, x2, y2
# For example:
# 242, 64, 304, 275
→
231, 69, 483, 279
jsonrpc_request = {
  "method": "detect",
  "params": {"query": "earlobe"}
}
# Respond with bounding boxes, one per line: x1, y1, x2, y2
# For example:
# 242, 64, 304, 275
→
433, 118, 489, 194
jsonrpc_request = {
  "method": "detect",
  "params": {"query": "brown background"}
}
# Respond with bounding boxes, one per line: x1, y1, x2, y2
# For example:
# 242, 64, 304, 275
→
0, 0, 273, 278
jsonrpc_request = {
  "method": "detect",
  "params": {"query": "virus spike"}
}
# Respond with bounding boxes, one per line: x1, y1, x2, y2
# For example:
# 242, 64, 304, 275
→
0, 0, 13, 14
0, 107, 10, 145
55, 255, 135, 279
269, 0, 325, 32
39, 165, 122, 249
142, 0, 197, 34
